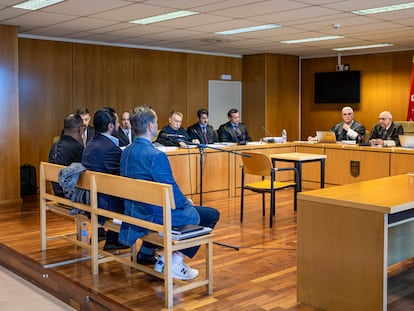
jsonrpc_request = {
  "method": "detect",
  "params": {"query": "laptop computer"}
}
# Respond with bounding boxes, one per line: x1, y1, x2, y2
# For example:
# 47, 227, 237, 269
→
399, 135, 414, 148
159, 224, 213, 240
316, 131, 337, 143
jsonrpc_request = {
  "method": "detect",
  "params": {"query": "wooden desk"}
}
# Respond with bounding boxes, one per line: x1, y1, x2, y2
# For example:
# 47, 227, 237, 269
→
297, 174, 414, 311
270, 152, 327, 192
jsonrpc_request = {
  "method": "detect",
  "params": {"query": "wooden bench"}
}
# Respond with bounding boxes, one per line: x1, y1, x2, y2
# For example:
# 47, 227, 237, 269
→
39, 162, 214, 308
90, 171, 214, 308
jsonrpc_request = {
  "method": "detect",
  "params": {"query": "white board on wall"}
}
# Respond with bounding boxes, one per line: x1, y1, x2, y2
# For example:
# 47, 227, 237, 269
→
208, 80, 242, 129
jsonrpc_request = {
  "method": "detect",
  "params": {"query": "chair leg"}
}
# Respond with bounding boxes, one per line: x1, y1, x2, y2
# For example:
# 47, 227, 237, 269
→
294, 187, 297, 211
269, 190, 275, 228
262, 193, 265, 216
240, 187, 244, 222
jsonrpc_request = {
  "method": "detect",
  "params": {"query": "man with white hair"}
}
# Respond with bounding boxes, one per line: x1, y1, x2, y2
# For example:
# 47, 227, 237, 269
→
369, 111, 404, 146
330, 106, 366, 142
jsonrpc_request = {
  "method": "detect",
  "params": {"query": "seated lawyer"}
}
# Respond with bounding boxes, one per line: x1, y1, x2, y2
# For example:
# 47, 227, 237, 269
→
218, 108, 251, 144
369, 111, 404, 146
156, 110, 198, 147
330, 107, 365, 142
118, 111, 136, 147
187, 108, 218, 144
119, 106, 220, 280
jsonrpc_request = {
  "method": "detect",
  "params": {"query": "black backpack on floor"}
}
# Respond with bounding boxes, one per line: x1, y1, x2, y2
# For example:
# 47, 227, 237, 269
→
20, 164, 37, 196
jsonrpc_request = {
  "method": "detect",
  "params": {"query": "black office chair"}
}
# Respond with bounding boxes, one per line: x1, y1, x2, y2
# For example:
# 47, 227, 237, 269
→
240, 152, 298, 227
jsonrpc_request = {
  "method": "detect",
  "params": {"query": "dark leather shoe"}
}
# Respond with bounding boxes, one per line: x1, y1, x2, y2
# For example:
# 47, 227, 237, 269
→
103, 241, 130, 250
98, 228, 107, 242
137, 252, 160, 265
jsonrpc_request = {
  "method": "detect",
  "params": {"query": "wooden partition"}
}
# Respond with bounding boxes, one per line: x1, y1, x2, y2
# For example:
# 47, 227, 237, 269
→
301, 51, 414, 140
0, 25, 20, 205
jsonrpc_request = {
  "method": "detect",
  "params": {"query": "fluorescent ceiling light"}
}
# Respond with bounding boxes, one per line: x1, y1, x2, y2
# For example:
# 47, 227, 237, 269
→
333, 44, 394, 51
352, 2, 414, 15
215, 24, 281, 35
13, 0, 64, 10
281, 35, 344, 44
129, 10, 198, 25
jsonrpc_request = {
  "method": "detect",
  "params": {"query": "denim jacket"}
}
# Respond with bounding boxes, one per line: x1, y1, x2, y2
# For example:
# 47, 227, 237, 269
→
119, 137, 199, 245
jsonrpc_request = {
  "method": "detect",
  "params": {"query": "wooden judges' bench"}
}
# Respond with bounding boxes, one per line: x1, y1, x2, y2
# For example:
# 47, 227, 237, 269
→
165, 142, 414, 202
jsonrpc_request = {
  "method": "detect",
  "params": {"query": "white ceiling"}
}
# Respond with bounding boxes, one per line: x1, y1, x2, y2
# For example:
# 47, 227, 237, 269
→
1, 0, 414, 58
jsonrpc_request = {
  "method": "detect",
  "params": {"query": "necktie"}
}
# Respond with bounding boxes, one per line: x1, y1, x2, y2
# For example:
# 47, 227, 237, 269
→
202, 127, 208, 144
382, 129, 387, 140
125, 130, 130, 143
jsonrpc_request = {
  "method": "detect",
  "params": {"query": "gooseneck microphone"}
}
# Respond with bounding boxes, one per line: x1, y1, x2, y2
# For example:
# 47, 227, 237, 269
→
262, 126, 274, 137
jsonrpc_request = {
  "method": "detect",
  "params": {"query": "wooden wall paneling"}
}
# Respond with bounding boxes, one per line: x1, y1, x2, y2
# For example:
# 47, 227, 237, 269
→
0, 25, 20, 204
134, 49, 187, 127
301, 51, 414, 139
186, 54, 242, 129
72, 44, 135, 116
18, 38, 73, 180
242, 54, 266, 141
266, 54, 299, 141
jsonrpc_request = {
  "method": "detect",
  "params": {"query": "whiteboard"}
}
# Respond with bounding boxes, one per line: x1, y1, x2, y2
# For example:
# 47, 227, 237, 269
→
208, 80, 242, 129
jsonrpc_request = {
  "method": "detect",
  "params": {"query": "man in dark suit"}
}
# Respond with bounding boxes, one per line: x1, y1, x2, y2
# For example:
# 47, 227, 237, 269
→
187, 108, 218, 144
118, 111, 135, 147
218, 108, 251, 144
82, 107, 127, 250
76, 107, 95, 146
156, 110, 194, 147
48, 113, 84, 196
369, 111, 404, 146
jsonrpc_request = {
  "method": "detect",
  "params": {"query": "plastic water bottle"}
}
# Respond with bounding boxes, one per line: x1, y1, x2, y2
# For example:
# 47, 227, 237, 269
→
80, 221, 89, 244
282, 129, 287, 143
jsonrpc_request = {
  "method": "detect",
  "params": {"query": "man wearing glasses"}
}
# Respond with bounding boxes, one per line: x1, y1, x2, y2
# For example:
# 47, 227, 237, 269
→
369, 111, 404, 146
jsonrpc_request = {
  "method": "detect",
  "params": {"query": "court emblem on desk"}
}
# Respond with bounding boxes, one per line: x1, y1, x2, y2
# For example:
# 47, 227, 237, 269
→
350, 160, 360, 177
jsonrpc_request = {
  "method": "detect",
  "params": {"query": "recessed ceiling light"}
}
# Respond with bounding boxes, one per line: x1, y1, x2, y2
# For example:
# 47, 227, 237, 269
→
333, 44, 394, 51
352, 2, 414, 15
281, 36, 344, 44
215, 24, 281, 35
129, 10, 198, 25
13, 0, 64, 10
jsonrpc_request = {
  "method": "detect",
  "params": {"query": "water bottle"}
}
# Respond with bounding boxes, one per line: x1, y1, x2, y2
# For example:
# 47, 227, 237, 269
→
80, 221, 89, 244
282, 129, 287, 143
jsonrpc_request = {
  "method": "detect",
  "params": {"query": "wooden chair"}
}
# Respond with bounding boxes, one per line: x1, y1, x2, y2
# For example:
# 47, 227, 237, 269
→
240, 152, 298, 227
89, 171, 214, 309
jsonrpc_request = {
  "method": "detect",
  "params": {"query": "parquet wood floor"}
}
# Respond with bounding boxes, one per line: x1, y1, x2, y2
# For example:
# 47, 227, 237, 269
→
0, 190, 413, 310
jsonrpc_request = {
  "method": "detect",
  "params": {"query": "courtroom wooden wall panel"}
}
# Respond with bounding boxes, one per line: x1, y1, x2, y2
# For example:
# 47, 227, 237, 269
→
135, 49, 187, 126
301, 51, 414, 140
73, 43, 136, 115
0, 25, 20, 204
242, 54, 266, 141
186, 54, 242, 128
266, 54, 299, 141
18, 38, 73, 175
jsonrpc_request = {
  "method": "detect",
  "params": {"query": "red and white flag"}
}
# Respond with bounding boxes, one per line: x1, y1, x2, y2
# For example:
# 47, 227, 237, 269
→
407, 56, 414, 121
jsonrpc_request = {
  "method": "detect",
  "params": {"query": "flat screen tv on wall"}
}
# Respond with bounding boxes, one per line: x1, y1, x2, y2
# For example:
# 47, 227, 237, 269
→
314, 71, 361, 103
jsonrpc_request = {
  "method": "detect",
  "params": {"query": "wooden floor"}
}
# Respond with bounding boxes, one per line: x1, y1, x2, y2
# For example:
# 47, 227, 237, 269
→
1, 190, 414, 310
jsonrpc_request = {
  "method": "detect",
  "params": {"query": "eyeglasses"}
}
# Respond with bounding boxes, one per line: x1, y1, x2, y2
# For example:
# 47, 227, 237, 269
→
379, 117, 389, 120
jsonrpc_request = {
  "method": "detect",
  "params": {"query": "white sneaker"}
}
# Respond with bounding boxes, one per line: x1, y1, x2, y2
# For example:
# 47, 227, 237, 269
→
172, 262, 199, 280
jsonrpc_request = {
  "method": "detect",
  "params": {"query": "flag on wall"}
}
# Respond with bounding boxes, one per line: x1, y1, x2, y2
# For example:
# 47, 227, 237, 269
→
407, 56, 414, 121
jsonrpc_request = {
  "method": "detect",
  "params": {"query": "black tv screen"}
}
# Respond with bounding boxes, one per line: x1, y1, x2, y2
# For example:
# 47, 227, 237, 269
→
314, 71, 361, 103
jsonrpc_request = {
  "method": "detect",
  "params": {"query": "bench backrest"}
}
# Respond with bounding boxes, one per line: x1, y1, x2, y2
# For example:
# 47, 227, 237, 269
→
40, 162, 91, 190
90, 171, 176, 237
